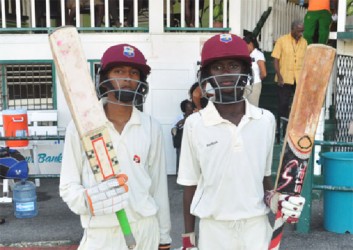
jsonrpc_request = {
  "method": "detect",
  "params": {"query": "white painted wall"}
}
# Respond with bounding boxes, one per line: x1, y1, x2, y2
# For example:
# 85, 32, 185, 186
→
0, 0, 345, 175
0, 32, 215, 174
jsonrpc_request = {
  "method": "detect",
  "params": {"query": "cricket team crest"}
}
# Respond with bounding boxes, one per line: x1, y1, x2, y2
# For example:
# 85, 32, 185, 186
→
123, 46, 135, 58
133, 154, 140, 164
219, 34, 232, 43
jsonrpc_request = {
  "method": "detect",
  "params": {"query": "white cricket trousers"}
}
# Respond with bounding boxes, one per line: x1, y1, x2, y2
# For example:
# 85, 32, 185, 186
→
198, 215, 272, 250
78, 215, 159, 250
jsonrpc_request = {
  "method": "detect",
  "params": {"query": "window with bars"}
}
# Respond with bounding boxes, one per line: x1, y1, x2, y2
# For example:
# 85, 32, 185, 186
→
0, 62, 55, 111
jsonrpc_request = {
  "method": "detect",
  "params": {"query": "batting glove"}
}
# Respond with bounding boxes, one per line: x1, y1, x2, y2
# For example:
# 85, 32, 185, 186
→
175, 232, 198, 250
265, 190, 305, 224
84, 174, 129, 216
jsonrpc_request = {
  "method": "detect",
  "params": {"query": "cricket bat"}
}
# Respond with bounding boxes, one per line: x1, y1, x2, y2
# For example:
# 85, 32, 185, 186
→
269, 44, 336, 250
49, 26, 136, 249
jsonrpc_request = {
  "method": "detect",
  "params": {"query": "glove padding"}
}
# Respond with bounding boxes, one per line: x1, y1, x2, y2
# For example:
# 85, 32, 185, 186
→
176, 232, 198, 250
85, 174, 129, 216
265, 190, 305, 224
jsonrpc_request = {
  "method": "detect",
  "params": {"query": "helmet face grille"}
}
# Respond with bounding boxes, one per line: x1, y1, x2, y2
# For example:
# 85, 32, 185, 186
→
97, 77, 149, 107
201, 34, 251, 69
200, 73, 253, 104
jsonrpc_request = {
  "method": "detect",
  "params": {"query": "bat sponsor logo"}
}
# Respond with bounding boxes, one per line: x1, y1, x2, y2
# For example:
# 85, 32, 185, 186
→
277, 159, 307, 194
277, 160, 296, 191
294, 160, 308, 194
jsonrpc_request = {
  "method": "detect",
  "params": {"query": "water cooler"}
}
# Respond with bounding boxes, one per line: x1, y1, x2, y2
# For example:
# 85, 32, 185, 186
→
13, 180, 38, 218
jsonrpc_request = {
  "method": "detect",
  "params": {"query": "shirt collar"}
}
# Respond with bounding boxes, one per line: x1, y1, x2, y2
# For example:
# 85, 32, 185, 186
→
100, 98, 142, 125
289, 33, 304, 43
200, 100, 263, 126
129, 106, 142, 125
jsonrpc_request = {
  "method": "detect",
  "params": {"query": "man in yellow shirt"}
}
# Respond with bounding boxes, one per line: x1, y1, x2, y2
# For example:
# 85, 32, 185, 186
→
271, 20, 307, 140
303, 0, 337, 44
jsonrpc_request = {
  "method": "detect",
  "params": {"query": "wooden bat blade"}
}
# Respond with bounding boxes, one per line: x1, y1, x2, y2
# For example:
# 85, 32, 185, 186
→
269, 44, 336, 250
49, 27, 106, 135
275, 44, 336, 194
49, 27, 118, 182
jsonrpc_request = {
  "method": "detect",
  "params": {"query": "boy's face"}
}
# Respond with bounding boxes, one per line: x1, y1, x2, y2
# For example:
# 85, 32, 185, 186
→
105, 65, 143, 104
108, 65, 141, 86
209, 59, 244, 75
205, 59, 248, 103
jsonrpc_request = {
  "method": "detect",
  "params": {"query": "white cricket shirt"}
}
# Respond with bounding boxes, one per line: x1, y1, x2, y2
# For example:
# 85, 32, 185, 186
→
177, 101, 276, 221
59, 99, 171, 244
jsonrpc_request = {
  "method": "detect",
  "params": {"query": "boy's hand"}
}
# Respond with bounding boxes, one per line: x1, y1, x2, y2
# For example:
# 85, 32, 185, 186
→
265, 190, 305, 223
84, 174, 129, 216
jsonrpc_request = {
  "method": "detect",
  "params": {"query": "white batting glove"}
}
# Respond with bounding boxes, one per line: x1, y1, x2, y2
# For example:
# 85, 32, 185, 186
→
265, 190, 305, 224
84, 174, 129, 216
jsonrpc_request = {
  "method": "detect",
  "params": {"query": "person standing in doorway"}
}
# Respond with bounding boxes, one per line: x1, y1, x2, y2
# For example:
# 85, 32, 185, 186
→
243, 35, 267, 106
271, 20, 307, 141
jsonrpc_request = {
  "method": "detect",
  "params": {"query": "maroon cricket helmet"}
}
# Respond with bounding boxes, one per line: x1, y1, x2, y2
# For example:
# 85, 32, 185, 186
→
201, 33, 251, 68
100, 44, 151, 76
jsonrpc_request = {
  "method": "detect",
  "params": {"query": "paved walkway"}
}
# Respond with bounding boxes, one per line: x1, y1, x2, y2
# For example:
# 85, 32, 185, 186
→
1, 177, 353, 249
0, 247, 77, 250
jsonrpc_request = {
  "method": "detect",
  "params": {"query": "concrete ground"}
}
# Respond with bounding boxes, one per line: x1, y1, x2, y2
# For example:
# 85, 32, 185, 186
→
0, 176, 353, 249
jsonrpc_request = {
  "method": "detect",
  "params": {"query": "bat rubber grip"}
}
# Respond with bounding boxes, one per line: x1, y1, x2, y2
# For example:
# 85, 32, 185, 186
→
116, 209, 136, 249
269, 210, 285, 250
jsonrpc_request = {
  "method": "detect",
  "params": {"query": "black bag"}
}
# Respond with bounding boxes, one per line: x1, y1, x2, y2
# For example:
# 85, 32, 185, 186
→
172, 127, 183, 148
0, 147, 28, 179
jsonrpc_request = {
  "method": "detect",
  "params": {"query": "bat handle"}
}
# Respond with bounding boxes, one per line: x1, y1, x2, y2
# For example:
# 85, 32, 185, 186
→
116, 209, 136, 249
268, 210, 285, 250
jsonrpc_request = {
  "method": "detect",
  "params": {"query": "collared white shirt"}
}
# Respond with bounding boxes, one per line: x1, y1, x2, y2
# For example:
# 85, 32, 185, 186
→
59, 99, 171, 244
177, 101, 276, 220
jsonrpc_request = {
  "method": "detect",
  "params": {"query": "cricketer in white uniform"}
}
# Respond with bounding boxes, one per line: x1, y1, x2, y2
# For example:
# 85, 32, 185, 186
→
60, 44, 172, 250
177, 34, 305, 250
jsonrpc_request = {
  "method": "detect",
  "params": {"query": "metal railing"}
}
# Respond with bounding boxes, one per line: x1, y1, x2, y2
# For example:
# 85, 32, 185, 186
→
277, 117, 353, 233
0, 0, 149, 32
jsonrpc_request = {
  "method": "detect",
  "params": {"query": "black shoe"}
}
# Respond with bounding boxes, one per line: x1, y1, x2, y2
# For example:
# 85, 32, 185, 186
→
0, 218, 5, 225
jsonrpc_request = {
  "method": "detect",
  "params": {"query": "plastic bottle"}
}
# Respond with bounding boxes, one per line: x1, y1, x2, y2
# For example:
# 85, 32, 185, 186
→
13, 180, 38, 218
